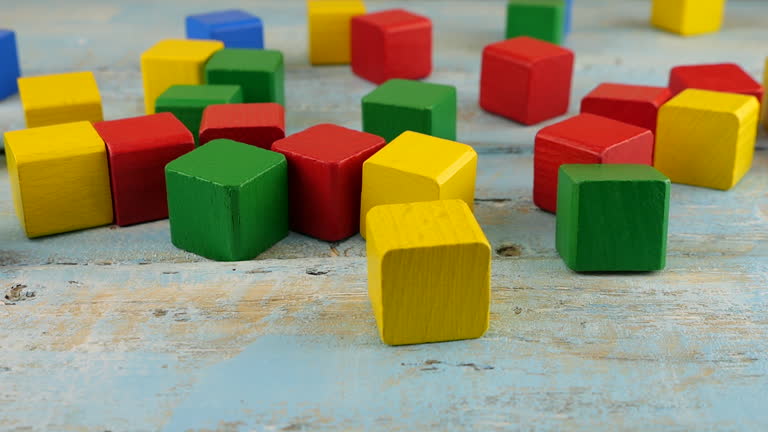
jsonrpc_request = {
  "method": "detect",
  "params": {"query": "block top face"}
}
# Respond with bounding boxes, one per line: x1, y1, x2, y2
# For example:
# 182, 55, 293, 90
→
585, 83, 671, 106
355, 9, 431, 31
560, 164, 671, 184
272, 124, 385, 163
4, 121, 104, 164
363, 79, 455, 110
157, 85, 242, 106
204, 103, 284, 128
664, 88, 759, 120
94, 113, 193, 155
205, 48, 283, 73
484, 36, 573, 64
18, 71, 100, 110
308, 0, 366, 14
142, 39, 224, 61
0, 29, 13, 39
187, 9, 259, 26
538, 113, 653, 155
670, 63, 762, 98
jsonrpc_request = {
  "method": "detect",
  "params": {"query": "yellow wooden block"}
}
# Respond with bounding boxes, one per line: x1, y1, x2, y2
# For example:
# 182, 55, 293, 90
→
366, 199, 491, 346
17, 71, 102, 128
307, 0, 366, 65
141, 39, 224, 114
651, 0, 726, 36
3, 121, 113, 238
359, 130, 477, 237
763, 57, 768, 128
655, 89, 758, 191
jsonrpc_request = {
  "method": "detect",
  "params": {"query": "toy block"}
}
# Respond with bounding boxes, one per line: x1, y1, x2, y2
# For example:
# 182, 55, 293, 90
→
165, 139, 288, 261
651, 0, 726, 36
480, 36, 574, 125
764, 57, 768, 128
155, 84, 243, 145
17, 71, 102, 128
359, 130, 476, 237
205, 48, 284, 105
141, 39, 224, 114
362, 79, 456, 142
655, 89, 758, 190
366, 199, 491, 346
669, 63, 763, 103
556, 164, 670, 272
580, 83, 672, 133
93, 113, 195, 226
506, 0, 565, 45
3, 121, 112, 238
272, 124, 385, 241
186, 10, 264, 49
351, 9, 432, 84
0, 30, 20, 100
307, 0, 366, 65
564, 0, 574, 34
534, 113, 654, 213
200, 103, 285, 148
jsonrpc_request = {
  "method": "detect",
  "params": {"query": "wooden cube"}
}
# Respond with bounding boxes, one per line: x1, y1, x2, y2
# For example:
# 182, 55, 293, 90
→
18, 71, 102, 128
155, 84, 243, 145
307, 0, 366, 65
362, 79, 456, 142
581, 83, 672, 133
200, 103, 285, 148
360, 130, 477, 237
205, 48, 284, 105
651, 0, 726, 36
655, 89, 758, 190
669, 63, 763, 102
506, 0, 565, 45
366, 199, 491, 346
0, 29, 20, 100
186, 9, 264, 49
764, 57, 768, 129
564, 0, 574, 34
141, 39, 223, 114
3, 121, 113, 237
94, 113, 195, 226
272, 124, 385, 241
165, 139, 288, 261
351, 9, 432, 84
534, 113, 654, 213
556, 164, 670, 272
480, 36, 574, 125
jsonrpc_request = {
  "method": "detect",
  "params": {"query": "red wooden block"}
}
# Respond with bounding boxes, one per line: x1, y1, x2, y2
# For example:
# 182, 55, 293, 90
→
669, 63, 763, 102
580, 83, 671, 133
94, 113, 195, 226
534, 113, 654, 213
199, 103, 285, 149
351, 9, 432, 84
271, 124, 386, 241
480, 36, 574, 125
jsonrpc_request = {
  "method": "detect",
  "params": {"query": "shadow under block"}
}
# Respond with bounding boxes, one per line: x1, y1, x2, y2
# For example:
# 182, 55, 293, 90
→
669, 63, 764, 102
362, 79, 456, 142
165, 139, 288, 261
506, 0, 565, 45
534, 113, 654, 213
186, 9, 264, 49
580, 83, 671, 133
651, 0, 726, 36
480, 36, 574, 125
200, 103, 285, 148
3, 121, 113, 238
359, 130, 477, 237
17, 71, 102, 128
205, 48, 284, 105
366, 199, 491, 346
155, 84, 243, 145
94, 113, 195, 226
307, 0, 366, 65
556, 164, 670, 272
655, 89, 758, 191
141, 39, 224, 114
0, 29, 20, 99
272, 124, 385, 242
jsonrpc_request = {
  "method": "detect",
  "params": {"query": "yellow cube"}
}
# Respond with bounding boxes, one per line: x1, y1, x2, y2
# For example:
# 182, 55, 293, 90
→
141, 39, 224, 114
655, 89, 758, 191
651, 0, 726, 36
17, 71, 102, 128
763, 57, 768, 128
359, 130, 477, 237
307, 0, 366, 65
4, 121, 113, 238
366, 199, 491, 346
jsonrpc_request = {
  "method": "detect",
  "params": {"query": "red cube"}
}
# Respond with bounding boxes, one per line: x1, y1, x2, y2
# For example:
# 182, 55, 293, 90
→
351, 9, 432, 84
94, 113, 195, 226
669, 63, 763, 102
199, 103, 285, 149
580, 83, 671, 133
480, 36, 574, 125
271, 124, 386, 241
534, 113, 654, 213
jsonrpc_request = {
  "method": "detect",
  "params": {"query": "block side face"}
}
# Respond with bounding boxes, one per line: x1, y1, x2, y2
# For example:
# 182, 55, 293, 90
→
211, 22, 264, 49
602, 130, 654, 166
651, 0, 685, 33
506, 2, 565, 44
438, 151, 477, 213
362, 101, 429, 142
5, 121, 106, 164
0, 30, 20, 99
206, 64, 284, 104
308, 1, 366, 64
4, 136, 27, 232
351, 17, 387, 84
18, 71, 101, 110
363, 79, 454, 111
427, 86, 457, 140
555, 166, 578, 270
581, 97, 662, 132
679, 0, 726, 35
526, 52, 574, 124
382, 18, 432, 82
480, 49, 532, 123
730, 105, 759, 188
365, 230, 387, 342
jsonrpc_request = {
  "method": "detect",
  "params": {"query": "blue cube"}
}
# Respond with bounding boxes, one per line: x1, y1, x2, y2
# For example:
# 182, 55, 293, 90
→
564, 0, 573, 34
0, 29, 21, 99
186, 10, 264, 49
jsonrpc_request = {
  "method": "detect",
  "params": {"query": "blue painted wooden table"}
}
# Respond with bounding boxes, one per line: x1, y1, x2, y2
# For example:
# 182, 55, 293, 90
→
1, 1, 767, 430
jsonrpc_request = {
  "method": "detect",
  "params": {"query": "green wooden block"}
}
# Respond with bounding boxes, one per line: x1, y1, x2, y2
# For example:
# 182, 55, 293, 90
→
205, 48, 285, 105
165, 139, 288, 262
362, 79, 457, 142
506, 0, 565, 45
556, 164, 671, 272
155, 84, 243, 145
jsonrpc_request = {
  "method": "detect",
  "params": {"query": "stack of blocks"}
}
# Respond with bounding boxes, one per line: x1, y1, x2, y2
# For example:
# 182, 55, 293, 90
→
186, 10, 264, 49
307, 0, 366, 65
0, 29, 20, 100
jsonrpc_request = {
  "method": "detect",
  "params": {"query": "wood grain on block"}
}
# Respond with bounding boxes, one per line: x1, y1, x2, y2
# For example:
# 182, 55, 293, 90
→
506, 0, 566, 45
205, 48, 284, 105
199, 103, 285, 148
651, 0, 726, 36
186, 9, 264, 49
155, 84, 243, 145
307, 0, 366, 65
580, 83, 671, 134
669, 63, 764, 103
0, 29, 20, 100
17, 71, 102, 128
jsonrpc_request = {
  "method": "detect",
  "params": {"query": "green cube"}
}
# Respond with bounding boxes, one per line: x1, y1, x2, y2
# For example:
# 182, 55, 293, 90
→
362, 79, 457, 142
556, 164, 671, 272
165, 139, 288, 262
205, 48, 285, 105
507, 0, 565, 45
155, 84, 243, 145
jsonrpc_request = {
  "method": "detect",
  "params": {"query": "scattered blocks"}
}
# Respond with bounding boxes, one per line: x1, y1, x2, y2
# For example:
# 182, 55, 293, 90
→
3, 121, 113, 238
669, 63, 763, 102
200, 103, 285, 148
18, 71, 102, 128
366, 199, 491, 346
165, 139, 288, 261
581, 83, 672, 133
351, 9, 432, 84
94, 113, 195, 226
272, 124, 385, 241
480, 36, 574, 125
534, 113, 654, 213
0, 29, 20, 100
359, 130, 477, 237
506, 0, 565, 45
651, 0, 726, 36
556, 164, 670, 272
186, 9, 264, 49
307, 0, 366, 65
155, 84, 243, 145
362, 78, 456, 142
205, 48, 285, 105
655, 89, 758, 190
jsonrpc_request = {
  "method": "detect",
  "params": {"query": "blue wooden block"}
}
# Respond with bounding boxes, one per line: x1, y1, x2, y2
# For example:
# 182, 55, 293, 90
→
0, 29, 21, 99
565, 0, 573, 34
186, 10, 264, 49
